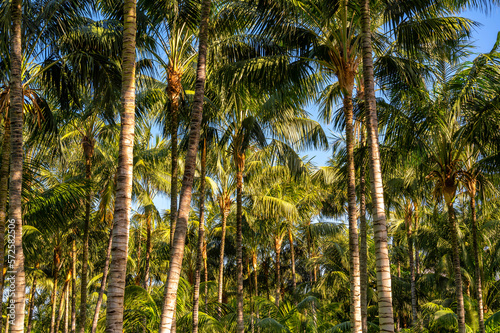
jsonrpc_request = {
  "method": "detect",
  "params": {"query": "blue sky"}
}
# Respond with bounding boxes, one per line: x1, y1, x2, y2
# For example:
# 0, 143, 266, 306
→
146, 8, 500, 215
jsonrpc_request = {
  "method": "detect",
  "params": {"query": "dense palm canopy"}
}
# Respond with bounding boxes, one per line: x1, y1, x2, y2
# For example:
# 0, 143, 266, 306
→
1, 0, 500, 333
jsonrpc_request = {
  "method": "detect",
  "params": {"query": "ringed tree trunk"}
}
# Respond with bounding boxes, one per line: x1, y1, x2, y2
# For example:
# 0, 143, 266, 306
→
469, 184, 485, 333
91, 228, 113, 333
343, 84, 363, 333
360, 0, 395, 331
235, 152, 245, 333
80, 135, 94, 333
105, 0, 137, 331
359, 128, 368, 333
0, 117, 10, 332
274, 236, 283, 308
193, 139, 207, 333
217, 203, 230, 306
9, 0, 27, 330
158, 1, 211, 331
446, 198, 466, 333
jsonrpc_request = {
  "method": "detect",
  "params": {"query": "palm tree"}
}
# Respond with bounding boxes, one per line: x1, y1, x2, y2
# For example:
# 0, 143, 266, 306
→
159, 1, 211, 331
105, 0, 137, 331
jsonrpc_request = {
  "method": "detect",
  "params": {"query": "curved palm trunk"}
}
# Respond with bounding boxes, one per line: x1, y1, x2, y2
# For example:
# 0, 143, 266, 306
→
344, 92, 363, 333
158, 1, 210, 330
80, 142, 93, 333
9, 0, 26, 330
91, 228, 113, 333
360, 1, 394, 331
447, 202, 466, 333
406, 206, 417, 326
105, 0, 136, 331
288, 229, 296, 291
470, 189, 485, 333
193, 139, 207, 333
235, 155, 245, 333
217, 208, 229, 306
26, 273, 38, 333
359, 131, 368, 333
0, 118, 10, 332
274, 237, 282, 308
71, 238, 77, 333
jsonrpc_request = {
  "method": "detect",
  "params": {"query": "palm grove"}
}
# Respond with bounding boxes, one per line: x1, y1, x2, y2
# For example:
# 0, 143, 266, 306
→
1, 0, 500, 332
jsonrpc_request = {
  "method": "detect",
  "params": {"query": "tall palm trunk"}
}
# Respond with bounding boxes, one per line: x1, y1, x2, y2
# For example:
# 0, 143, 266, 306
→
203, 240, 208, 314
252, 253, 259, 322
360, 1, 394, 331
0, 118, 10, 332
235, 154, 245, 333
274, 237, 282, 308
470, 186, 485, 333
80, 138, 93, 333
26, 273, 38, 333
56, 279, 70, 333
9, 0, 26, 330
217, 207, 229, 305
168, 65, 180, 247
359, 129, 368, 333
91, 228, 113, 333
71, 238, 77, 333
50, 248, 61, 333
193, 139, 207, 333
447, 201, 466, 333
159, 1, 211, 331
65, 287, 70, 333
105, 0, 136, 331
406, 205, 417, 326
344, 91, 363, 333
288, 229, 296, 291
143, 213, 152, 289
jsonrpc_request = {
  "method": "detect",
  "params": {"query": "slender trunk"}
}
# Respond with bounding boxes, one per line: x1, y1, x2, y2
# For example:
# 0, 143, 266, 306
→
470, 191, 485, 333
71, 238, 77, 333
274, 238, 282, 308
203, 243, 208, 314
91, 228, 113, 333
360, 1, 394, 331
406, 206, 417, 326
252, 253, 259, 323
217, 209, 229, 305
359, 131, 368, 333
80, 146, 93, 333
50, 249, 61, 333
0, 119, 10, 333
235, 156, 245, 333
135, 226, 142, 286
143, 213, 152, 289
105, 0, 136, 331
56, 280, 70, 333
193, 139, 207, 333
65, 287, 69, 333
27, 274, 38, 333
288, 229, 296, 291
8, 0, 26, 330
159, 1, 210, 330
448, 202, 466, 333
344, 91, 363, 333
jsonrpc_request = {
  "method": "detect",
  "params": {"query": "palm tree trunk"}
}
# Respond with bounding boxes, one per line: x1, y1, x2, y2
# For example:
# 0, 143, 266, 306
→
406, 206, 417, 326
203, 241, 208, 314
288, 229, 296, 291
235, 156, 245, 333
56, 280, 69, 333
50, 249, 61, 333
470, 191, 485, 333
274, 237, 282, 308
80, 150, 92, 333
0, 118, 10, 333
143, 213, 152, 289
71, 238, 77, 333
91, 228, 113, 333
26, 274, 38, 333
448, 202, 466, 333
360, 1, 394, 331
359, 131, 368, 333
8, 0, 26, 330
344, 92, 363, 333
158, 1, 210, 330
217, 209, 229, 306
193, 139, 207, 333
168, 68, 180, 248
65, 287, 69, 333
105, 0, 137, 331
